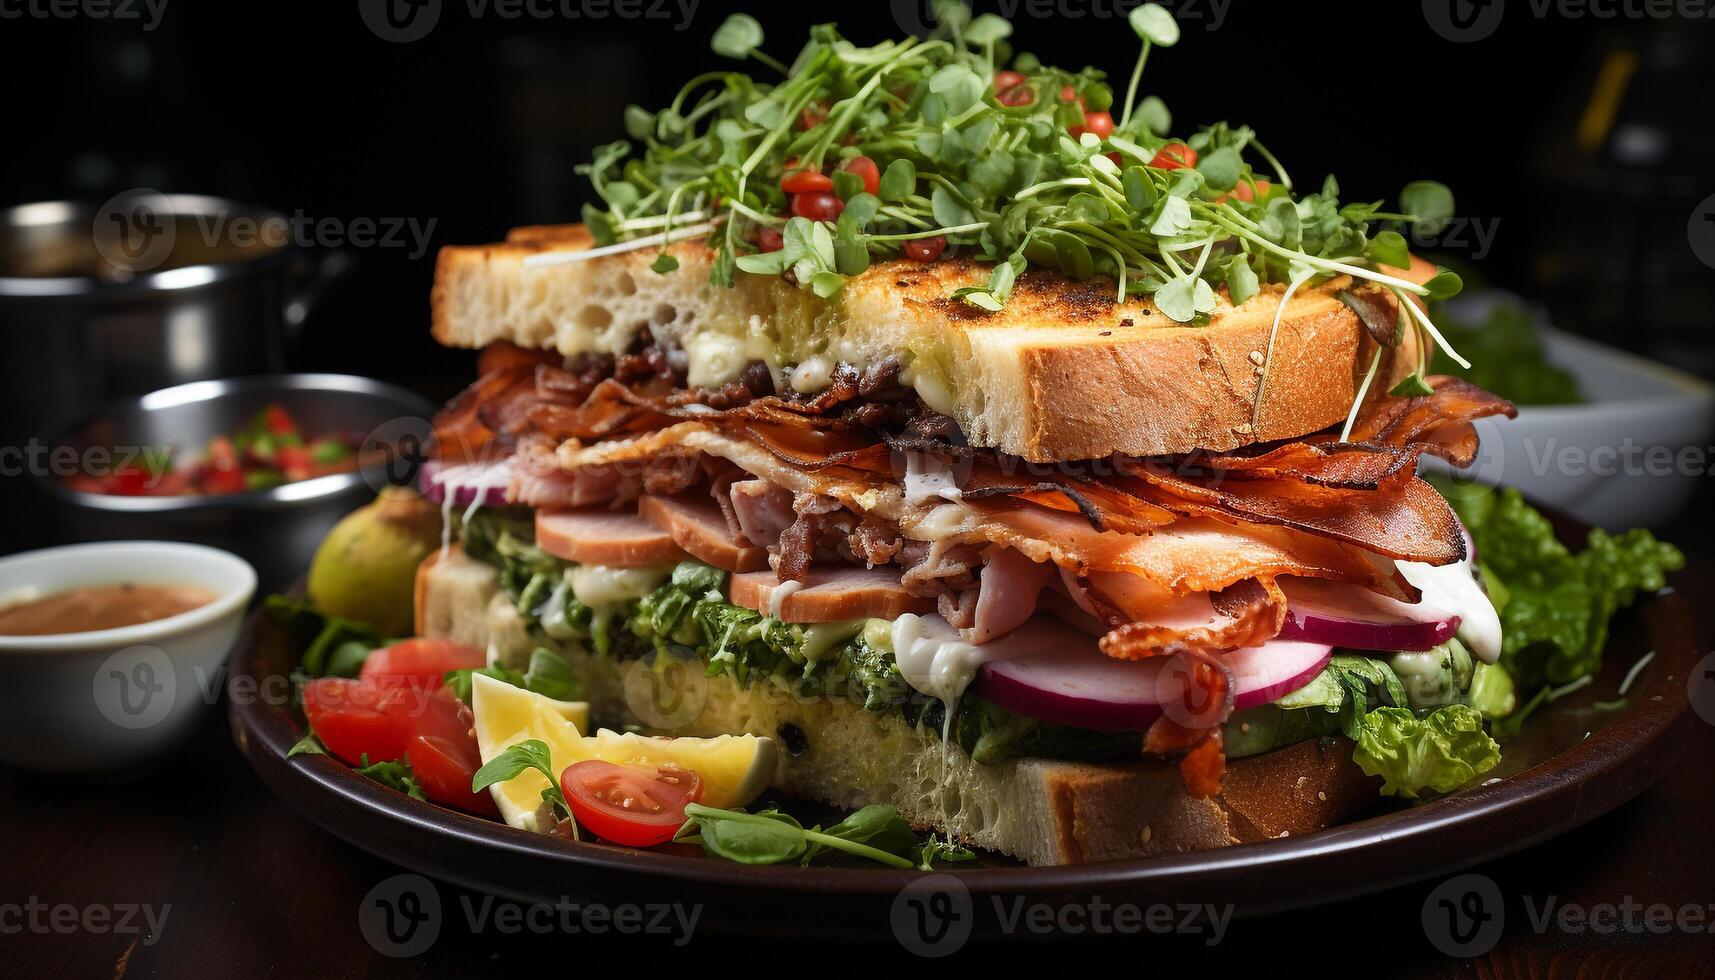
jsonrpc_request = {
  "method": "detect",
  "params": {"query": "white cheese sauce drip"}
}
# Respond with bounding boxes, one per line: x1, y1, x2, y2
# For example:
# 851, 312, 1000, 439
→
1397, 555, 1502, 664
765, 579, 804, 619
432, 459, 513, 556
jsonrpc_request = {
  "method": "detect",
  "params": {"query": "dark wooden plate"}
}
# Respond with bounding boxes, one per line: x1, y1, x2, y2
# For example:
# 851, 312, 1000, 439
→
228, 532, 1700, 939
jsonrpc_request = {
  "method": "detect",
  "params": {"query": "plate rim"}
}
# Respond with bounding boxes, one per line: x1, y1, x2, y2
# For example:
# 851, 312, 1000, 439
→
229, 584, 1699, 914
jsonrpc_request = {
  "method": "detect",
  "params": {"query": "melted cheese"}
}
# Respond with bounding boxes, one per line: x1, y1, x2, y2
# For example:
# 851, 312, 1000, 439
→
889, 613, 1064, 705
568, 564, 672, 609
788, 355, 835, 393
1398, 557, 1502, 664
536, 574, 579, 639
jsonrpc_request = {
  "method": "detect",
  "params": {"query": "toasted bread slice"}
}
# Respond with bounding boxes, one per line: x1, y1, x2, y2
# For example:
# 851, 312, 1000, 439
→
417, 545, 1379, 865
432, 223, 1430, 461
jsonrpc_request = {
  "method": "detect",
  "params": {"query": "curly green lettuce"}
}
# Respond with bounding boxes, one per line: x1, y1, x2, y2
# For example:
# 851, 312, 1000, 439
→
1434, 481, 1683, 688
1353, 705, 1501, 798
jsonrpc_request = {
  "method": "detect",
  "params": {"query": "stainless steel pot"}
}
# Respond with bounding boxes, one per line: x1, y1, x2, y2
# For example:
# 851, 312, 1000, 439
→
29, 374, 436, 592
0, 194, 336, 454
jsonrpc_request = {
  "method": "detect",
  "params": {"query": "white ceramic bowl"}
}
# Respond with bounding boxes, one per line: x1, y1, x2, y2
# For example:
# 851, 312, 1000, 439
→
0, 542, 256, 773
1431, 297, 1715, 529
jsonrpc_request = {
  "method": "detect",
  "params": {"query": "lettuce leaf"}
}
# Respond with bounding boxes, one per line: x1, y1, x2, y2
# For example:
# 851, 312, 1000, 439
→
1353, 705, 1500, 798
1434, 481, 1683, 687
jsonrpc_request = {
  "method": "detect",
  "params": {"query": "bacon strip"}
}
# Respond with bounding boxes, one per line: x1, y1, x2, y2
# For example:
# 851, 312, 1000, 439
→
1095, 577, 1288, 660
1341, 375, 1517, 466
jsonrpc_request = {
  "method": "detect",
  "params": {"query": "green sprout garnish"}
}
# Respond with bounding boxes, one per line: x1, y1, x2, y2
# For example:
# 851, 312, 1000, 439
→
575, 3, 1469, 427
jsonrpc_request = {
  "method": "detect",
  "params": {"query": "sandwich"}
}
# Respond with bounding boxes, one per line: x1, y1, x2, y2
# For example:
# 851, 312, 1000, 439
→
402, 9, 1646, 866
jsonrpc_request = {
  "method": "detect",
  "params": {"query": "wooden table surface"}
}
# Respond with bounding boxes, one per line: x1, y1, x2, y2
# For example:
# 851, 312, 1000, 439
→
4, 595, 1711, 978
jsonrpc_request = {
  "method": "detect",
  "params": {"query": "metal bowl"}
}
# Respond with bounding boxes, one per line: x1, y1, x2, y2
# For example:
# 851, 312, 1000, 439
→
0, 195, 307, 455
29, 374, 436, 591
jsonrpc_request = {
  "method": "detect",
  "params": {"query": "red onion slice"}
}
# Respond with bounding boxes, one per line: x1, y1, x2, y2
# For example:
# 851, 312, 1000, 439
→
1276, 577, 1459, 652
973, 635, 1332, 732
419, 457, 513, 508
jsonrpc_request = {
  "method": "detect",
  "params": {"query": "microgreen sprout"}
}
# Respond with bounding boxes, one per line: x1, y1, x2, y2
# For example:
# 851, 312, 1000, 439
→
576, 3, 1468, 429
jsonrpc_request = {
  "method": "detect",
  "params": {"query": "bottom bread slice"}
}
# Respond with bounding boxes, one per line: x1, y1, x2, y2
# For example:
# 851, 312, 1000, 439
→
417, 546, 1380, 866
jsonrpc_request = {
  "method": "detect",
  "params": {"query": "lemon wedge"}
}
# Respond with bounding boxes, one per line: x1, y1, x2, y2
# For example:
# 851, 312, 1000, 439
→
470, 673, 776, 831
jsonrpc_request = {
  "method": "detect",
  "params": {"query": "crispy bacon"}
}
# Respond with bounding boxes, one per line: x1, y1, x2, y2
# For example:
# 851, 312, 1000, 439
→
1141, 651, 1235, 797
433, 352, 1517, 801
1095, 577, 1287, 660
1340, 375, 1517, 467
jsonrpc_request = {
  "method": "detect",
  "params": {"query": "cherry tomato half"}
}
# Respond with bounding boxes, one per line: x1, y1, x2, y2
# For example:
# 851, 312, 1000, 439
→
903, 236, 947, 262
798, 102, 829, 131
994, 71, 1033, 106
276, 445, 313, 481
359, 638, 487, 693
790, 192, 843, 222
780, 162, 833, 195
561, 761, 703, 848
1225, 178, 1272, 203
202, 463, 245, 495
262, 404, 297, 436
407, 734, 499, 817
303, 679, 492, 814
1070, 110, 1114, 140
302, 678, 473, 767
756, 227, 784, 252
840, 155, 881, 196
1149, 142, 1199, 170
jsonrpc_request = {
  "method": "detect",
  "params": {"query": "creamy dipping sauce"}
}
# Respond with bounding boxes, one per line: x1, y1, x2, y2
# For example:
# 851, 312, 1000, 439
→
0, 583, 217, 636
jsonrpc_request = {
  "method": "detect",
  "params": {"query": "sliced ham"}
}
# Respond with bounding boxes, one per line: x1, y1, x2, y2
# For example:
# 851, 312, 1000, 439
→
536, 508, 689, 567
638, 493, 769, 573
728, 479, 794, 548
967, 547, 1054, 644
729, 566, 935, 622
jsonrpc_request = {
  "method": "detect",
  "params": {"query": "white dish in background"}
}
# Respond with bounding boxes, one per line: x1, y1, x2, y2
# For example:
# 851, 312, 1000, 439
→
1433, 297, 1715, 529
0, 541, 256, 773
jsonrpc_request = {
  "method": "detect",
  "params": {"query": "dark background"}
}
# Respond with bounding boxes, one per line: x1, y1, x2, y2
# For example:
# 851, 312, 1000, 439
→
2, 4, 1714, 974
3, 0, 1713, 397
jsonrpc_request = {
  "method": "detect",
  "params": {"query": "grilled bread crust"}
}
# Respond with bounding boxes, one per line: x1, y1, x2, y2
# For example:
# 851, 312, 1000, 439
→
416, 545, 1380, 866
431, 224, 1432, 462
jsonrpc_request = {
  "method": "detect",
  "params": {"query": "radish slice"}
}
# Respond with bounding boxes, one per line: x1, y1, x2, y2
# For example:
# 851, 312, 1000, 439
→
1277, 577, 1459, 653
420, 458, 513, 507
973, 635, 1332, 732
